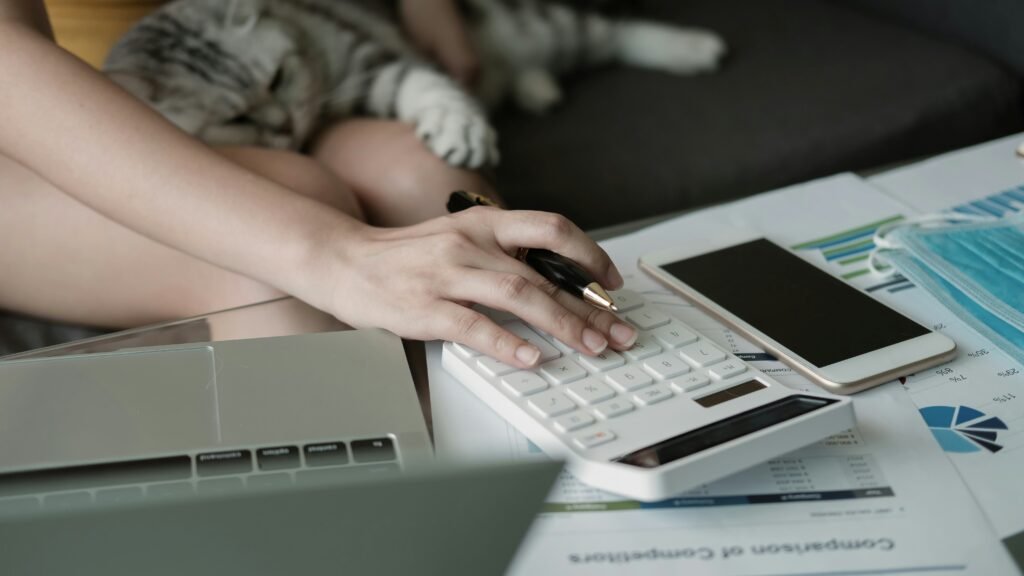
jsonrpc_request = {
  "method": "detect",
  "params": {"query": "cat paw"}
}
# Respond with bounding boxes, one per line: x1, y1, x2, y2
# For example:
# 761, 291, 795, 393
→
514, 68, 563, 115
415, 108, 499, 168
617, 23, 727, 75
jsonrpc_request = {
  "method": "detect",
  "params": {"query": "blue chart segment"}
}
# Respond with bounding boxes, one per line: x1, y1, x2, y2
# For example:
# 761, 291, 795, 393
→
921, 405, 1009, 453
950, 185, 1024, 217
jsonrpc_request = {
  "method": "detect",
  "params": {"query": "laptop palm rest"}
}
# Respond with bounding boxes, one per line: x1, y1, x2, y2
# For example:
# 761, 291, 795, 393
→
0, 348, 220, 470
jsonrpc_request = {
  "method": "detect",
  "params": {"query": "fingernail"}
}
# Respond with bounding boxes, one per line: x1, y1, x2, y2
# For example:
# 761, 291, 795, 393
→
582, 328, 608, 354
607, 265, 624, 289
515, 344, 541, 366
611, 323, 638, 347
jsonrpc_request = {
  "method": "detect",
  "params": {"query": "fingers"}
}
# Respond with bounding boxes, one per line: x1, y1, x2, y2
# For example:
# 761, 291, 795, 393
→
433, 301, 542, 368
485, 210, 624, 290
447, 268, 630, 360
487, 255, 638, 352
550, 287, 638, 351
447, 243, 637, 352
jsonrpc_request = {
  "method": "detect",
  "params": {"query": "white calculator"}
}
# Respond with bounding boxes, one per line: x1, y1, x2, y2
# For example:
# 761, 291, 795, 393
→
441, 289, 855, 501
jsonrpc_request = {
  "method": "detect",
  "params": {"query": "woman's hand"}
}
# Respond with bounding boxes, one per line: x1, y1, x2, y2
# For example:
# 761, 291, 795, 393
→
400, 0, 479, 87
314, 208, 637, 368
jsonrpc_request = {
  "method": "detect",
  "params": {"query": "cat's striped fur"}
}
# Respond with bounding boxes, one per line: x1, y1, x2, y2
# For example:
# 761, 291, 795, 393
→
104, 0, 725, 168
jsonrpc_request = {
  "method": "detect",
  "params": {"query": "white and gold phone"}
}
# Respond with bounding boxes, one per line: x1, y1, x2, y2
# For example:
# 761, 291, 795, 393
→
640, 237, 956, 394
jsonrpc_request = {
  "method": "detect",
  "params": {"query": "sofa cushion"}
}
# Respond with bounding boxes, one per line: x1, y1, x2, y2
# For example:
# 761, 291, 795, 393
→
848, 0, 1024, 77
493, 0, 1024, 229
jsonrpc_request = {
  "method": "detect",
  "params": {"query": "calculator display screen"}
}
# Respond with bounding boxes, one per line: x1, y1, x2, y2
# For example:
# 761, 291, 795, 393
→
616, 394, 835, 468
658, 239, 929, 368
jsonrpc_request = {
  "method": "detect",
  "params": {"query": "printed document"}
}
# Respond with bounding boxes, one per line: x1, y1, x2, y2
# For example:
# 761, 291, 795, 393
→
429, 171, 1023, 574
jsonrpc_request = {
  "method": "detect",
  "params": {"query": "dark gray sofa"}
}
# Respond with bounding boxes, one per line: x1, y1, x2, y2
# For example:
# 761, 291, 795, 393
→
496, 0, 1024, 229
3, 0, 1023, 355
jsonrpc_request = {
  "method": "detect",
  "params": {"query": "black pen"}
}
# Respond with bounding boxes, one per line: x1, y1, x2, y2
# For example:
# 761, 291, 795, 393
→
446, 190, 618, 312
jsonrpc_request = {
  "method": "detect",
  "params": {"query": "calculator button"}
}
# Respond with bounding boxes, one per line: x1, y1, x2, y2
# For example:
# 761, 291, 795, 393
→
504, 322, 562, 362
476, 357, 517, 378
622, 333, 663, 361
550, 338, 576, 355
642, 353, 691, 380
573, 429, 616, 449
626, 308, 671, 330
577, 350, 626, 373
605, 365, 654, 392
650, 322, 698, 349
609, 289, 644, 312
593, 399, 635, 419
554, 411, 596, 433
670, 374, 711, 394
708, 360, 748, 381
539, 357, 587, 384
565, 379, 616, 405
634, 385, 673, 406
528, 391, 577, 418
449, 341, 481, 358
502, 372, 550, 397
679, 341, 727, 367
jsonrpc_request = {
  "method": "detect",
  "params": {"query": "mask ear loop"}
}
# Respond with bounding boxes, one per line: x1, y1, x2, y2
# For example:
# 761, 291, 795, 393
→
868, 212, 994, 277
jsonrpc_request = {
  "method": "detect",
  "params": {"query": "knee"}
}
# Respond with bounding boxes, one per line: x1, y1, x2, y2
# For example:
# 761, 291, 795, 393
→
274, 154, 364, 218
219, 147, 366, 221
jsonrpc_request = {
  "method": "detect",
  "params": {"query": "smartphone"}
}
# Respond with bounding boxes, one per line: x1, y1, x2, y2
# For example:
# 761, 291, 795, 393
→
639, 238, 956, 394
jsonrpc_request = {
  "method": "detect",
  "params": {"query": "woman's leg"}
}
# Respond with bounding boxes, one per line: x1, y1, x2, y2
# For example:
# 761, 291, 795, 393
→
0, 147, 362, 328
312, 118, 495, 227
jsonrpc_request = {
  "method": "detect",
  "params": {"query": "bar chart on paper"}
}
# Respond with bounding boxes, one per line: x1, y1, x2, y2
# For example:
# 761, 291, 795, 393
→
790, 216, 914, 293
948, 185, 1024, 218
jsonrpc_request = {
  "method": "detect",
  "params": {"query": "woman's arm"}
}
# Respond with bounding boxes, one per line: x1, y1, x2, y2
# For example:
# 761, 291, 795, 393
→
0, 0, 51, 37
0, 20, 353, 304
0, 1, 632, 366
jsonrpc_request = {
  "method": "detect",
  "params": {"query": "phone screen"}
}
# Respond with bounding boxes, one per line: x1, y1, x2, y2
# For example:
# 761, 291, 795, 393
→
658, 239, 928, 368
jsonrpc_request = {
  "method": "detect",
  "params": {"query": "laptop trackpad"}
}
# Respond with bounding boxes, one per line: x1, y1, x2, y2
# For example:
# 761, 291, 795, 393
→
0, 347, 220, 470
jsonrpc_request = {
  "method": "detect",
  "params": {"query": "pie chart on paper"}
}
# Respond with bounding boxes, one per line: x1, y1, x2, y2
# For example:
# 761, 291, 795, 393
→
920, 405, 1008, 453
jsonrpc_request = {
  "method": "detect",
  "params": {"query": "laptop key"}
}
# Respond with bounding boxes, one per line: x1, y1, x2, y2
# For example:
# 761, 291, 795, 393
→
351, 438, 396, 463
0, 497, 39, 515
146, 482, 195, 500
96, 486, 144, 505
246, 473, 293, 491
304, 442, 349, 467
296, 463, 400, 486
197, 477, 244, 496
196, 450, 252, 477
257, 446, 301, 471
44, 492, 92, 510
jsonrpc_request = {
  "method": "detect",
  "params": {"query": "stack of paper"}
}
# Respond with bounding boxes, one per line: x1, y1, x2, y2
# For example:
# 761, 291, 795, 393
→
428, 134, 1024, 575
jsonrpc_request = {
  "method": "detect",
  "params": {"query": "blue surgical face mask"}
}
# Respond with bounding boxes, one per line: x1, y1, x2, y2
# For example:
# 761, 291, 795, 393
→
871, 215, 1024, 365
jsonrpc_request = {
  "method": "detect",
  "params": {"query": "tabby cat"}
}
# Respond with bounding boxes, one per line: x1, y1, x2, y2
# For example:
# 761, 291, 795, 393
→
104, 0, 725, 168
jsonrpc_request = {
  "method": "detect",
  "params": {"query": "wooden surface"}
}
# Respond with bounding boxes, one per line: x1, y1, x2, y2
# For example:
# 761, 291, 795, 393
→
44, 0, 165, 67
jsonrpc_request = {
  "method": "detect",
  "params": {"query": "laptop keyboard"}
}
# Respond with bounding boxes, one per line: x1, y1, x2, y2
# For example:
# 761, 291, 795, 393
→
0, 436, 400, 514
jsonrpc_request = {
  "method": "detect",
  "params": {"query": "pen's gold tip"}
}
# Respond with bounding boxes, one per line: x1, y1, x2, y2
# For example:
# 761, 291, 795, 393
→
583, 283, 617, 312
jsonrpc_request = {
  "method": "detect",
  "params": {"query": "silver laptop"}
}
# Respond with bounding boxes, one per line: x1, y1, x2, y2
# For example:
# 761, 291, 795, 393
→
0, 459, 561, 575
0, 329, 562, 574
0, 329, 436, 507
